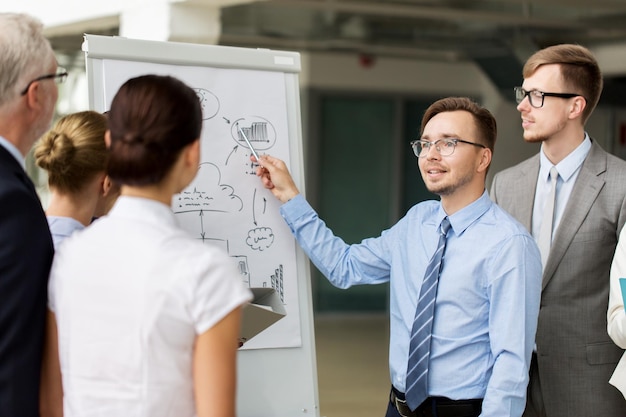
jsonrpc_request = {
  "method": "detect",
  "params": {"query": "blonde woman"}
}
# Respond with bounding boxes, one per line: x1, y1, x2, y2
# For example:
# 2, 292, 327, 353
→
35, 110, 116, 248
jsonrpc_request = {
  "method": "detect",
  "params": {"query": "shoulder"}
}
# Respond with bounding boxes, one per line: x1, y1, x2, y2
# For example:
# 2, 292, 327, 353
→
0, 177, 47, 233
403, 199, 440, 218
167, 236, 251, 309
162, 231, 239, 276
492, 154, 538, 181
586, 141, 626, 190
0, 165, 26, 196
476, 204, 539, 263
588, 138, 626, 169
397, 200, 441, 229
488, 202, 531, 235
605, 152, 626, 172
0, 177, 30, 205
0, 147, 23, 184
465, 197, 532, 243
604, 155, 626, 189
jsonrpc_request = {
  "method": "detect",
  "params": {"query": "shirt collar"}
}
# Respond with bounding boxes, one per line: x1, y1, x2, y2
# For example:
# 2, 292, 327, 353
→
109, 196, 178, 228
0, 136, 25, 169
439, 190, 492, 237
539, 133, 591, 183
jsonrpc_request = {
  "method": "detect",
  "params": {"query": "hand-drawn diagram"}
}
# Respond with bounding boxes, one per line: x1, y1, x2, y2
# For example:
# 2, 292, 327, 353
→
174, 94, 286, 298
247, 227, 274, 251
101, 58, 300, 349
270, 264, 284, 303
231, 116, 277, 151
193, 88, 219, 120
173, 162, 243, 215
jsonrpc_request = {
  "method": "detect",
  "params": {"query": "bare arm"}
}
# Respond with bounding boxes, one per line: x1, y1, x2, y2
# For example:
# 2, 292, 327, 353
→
40, 309, 63, 417
193, 307, 243, 417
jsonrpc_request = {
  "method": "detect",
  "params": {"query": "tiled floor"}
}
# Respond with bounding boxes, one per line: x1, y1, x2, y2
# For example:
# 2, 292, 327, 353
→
314, 314, 391, 417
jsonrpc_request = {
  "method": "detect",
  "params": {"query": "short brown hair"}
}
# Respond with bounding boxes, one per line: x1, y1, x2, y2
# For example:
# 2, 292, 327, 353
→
421, 97, 497, 153
107, 75, 202, 186
523, 44, 602, 123
34, 111, 108, 193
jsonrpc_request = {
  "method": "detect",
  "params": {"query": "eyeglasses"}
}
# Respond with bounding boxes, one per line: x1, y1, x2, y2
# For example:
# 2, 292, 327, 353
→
410, 138, 486, 158
20, 67, 68, 95
514, 87, 581, 108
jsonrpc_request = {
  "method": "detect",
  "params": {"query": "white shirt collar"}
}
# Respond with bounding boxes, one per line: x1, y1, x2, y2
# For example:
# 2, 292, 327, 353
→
539, 133, 591, 183
109, 196, 178, 228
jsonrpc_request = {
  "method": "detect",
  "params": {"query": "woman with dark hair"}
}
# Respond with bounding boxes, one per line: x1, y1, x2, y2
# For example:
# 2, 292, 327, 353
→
43, 75, 252, 417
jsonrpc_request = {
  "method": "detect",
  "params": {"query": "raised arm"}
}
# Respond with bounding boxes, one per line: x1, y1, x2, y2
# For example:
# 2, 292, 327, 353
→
254, 155, 300, 203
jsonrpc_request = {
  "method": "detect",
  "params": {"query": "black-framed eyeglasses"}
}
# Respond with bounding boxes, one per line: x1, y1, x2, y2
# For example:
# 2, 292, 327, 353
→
20, 68, 68, 95
514, 87, 581, 108
410, 138, 486, 158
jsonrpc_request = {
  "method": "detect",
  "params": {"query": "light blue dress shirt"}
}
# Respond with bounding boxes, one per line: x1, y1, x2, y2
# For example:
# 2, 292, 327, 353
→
0, 135, 25, 168
280, 191, 541, 417
532, 135, 591, 241
47, 216, 85, 250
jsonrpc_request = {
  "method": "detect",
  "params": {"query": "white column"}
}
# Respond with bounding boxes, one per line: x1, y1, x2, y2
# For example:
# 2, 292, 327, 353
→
119, 1, 172, 41
119, 1, 222, 44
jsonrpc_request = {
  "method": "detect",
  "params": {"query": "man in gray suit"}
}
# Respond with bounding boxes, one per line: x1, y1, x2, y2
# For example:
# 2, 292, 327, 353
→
490, 44, 626, 417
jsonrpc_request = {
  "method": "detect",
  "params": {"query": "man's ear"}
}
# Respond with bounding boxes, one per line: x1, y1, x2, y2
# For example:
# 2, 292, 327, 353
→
477, 147, 492, 173
23, 82, 41, 111
569, 96, 587, 120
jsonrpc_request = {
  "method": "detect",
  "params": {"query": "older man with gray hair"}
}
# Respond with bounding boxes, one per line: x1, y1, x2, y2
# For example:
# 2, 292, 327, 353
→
0, 12, 64, 417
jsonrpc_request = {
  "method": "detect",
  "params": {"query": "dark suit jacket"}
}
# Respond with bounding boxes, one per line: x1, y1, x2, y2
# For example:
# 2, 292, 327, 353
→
490, 140, 626, 417
0, 145, 54, 417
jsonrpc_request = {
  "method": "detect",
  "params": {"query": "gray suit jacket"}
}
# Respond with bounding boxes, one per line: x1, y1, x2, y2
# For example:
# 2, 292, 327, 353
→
490, 140, 626, 417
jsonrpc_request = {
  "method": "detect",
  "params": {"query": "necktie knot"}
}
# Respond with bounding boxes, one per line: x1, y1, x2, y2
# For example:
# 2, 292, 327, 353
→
440, 217, 451, 237
549, 166, 559, 183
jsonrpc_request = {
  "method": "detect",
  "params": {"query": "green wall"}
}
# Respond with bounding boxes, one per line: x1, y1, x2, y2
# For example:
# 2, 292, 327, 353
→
310, 93, 439, 312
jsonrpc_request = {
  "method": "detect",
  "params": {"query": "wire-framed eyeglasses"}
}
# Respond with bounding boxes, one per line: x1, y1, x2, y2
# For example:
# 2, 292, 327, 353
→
514, 87, 582, 108
410, 138, 486, 158
21, 68, 68, 96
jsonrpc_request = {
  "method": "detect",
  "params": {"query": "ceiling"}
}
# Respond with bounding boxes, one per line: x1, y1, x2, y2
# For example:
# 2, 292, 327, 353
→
217, 0, 626, 104
47, 0, 626, 104
49, 0, 626, 62
218, 0, 626, 61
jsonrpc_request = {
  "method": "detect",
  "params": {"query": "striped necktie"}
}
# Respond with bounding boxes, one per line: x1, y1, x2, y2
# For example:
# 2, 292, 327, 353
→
405, 217, 451, 410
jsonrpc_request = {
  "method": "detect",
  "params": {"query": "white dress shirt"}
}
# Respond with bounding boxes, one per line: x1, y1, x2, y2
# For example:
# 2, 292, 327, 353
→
608, 224, 626, 399
49, 196, 252, 417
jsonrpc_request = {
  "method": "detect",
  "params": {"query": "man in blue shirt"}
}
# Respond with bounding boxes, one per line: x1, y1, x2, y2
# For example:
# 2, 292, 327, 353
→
256, 97, 542, 417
